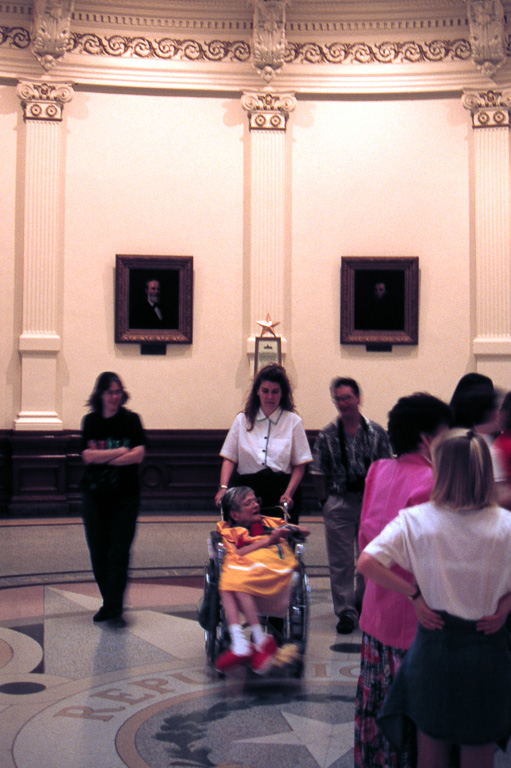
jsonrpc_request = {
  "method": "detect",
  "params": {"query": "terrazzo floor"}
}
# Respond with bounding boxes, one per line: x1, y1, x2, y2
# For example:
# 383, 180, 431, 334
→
1, 516, 511, 767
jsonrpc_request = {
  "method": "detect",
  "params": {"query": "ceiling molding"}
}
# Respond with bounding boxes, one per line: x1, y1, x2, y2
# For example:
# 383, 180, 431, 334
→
0, 0, 510, 94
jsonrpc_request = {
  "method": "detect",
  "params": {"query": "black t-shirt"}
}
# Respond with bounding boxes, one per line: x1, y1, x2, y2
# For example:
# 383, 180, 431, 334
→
81, 408, 146, 496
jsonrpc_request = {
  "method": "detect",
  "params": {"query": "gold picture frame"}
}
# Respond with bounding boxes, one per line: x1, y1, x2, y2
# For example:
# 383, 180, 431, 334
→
115, 254, 193, 344
341, 256, 419, 345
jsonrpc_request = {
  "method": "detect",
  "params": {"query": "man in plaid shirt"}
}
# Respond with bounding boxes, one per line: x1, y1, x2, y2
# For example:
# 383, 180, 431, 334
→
311, 377, 391, 634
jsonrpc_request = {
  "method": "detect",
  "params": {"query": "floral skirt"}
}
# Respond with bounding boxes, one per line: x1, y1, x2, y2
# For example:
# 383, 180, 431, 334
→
354, 632, 415, 768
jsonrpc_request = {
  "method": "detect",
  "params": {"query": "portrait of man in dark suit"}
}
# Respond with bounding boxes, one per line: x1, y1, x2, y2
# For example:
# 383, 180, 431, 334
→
354, 270, 405, 331
129, 270, 179, 330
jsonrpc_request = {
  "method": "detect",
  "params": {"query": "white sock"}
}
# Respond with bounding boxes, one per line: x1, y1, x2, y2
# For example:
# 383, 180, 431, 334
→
230, 624, 250, 655
250, 624, 265, 650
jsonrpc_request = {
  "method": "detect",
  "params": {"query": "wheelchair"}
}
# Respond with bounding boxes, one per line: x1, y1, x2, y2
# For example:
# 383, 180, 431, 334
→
198, 501, 310, 677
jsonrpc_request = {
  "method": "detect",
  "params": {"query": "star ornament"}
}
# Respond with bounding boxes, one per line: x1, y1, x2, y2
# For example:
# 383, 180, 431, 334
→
256, 313, 280, 337
236, 712, 354, 767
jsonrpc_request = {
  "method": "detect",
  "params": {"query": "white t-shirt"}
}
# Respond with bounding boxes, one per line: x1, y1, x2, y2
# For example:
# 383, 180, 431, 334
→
363, 500, 511, 620
220, 408, 312, 476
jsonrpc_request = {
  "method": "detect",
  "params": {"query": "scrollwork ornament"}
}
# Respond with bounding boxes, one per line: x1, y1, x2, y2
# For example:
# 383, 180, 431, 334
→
17, 80, 74, 121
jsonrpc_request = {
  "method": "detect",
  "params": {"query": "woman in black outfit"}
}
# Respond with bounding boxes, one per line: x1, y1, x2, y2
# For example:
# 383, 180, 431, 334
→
81, 372, 146, 625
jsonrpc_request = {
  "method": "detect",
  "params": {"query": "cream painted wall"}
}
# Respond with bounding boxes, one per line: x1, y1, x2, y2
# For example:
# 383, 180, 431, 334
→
62, 90, 247, 429
289, 95, 472, 430
2, 86, 476, 432
0, 86, 19, 427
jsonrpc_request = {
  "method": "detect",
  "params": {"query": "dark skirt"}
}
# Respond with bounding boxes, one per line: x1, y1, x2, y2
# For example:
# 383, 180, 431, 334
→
377, 612, 511, 748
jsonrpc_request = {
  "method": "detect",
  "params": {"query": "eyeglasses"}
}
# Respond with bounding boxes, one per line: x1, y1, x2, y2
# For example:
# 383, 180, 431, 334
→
332, 395, 356, 404
240, 496, 261, 508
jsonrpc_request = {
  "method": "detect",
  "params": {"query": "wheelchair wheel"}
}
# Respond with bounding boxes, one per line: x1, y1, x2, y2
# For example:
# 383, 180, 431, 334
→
201, 560, 229, 666
283, 561, 310, 677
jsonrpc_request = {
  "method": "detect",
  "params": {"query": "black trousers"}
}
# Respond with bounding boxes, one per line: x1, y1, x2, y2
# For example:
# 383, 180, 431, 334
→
82, 491, 139, 614
234, 468, 302, 524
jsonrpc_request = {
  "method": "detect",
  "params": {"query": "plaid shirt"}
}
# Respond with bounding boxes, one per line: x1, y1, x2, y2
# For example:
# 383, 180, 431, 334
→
311, 415, 391, 497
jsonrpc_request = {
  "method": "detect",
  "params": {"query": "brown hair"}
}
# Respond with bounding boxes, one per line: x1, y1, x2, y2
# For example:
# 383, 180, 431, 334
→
243, 364, 295, 430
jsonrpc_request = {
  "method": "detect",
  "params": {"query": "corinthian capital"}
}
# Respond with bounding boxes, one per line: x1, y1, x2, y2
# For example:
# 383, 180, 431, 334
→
241, 91, 296, 131
17, 81, 74, 121
32, 0, 74, 71
466, 0, 506, 77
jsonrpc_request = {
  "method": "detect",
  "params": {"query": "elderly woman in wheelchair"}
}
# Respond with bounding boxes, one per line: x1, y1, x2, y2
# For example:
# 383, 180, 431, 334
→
207, 486, 310, 675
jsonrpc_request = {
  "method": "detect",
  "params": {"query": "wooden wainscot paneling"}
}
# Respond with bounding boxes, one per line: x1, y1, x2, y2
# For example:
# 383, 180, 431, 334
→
9, 432, 71, 516
2, 429, 320, 517
140, 430, 226, 510
0, 431, 11, 515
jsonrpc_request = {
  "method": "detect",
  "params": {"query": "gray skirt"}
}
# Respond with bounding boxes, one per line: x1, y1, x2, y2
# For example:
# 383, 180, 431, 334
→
377, 612, 511, 747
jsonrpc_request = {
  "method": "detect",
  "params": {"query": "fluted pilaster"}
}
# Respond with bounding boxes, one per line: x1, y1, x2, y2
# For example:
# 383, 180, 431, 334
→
462, 89, 511, 356
241, 91, 296, 355
14, 80, 73, 430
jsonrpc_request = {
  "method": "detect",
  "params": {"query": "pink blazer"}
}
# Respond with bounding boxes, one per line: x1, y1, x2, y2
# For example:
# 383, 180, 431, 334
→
358, 453, 434, 650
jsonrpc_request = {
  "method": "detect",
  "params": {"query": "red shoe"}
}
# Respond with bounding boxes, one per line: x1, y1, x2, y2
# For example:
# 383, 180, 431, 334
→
214, 647, 253, 672
251, 636, 278, 675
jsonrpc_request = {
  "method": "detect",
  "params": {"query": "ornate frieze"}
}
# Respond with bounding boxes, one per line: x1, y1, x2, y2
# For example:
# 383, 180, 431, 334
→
0, 3, 509, 93
466, 0, 506, 77
17, 80, 73, 120
0, 26, 477, 65
32, 0, 74, 71
462, 89, 511, 127
285, 39, 472, 64
241, 91, 296, 131
68, 34, 251, 61
0, 26, 30, 48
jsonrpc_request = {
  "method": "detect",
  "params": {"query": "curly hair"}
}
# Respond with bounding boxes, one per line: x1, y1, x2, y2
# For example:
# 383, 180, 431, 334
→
387, 392, 452, 456
243, 364, 295, 430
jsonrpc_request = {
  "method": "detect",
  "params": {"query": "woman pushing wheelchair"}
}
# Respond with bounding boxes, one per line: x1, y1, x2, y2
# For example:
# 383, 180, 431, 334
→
214, 486, 310, 674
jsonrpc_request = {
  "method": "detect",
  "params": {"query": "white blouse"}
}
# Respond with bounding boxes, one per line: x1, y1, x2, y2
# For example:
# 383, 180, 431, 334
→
220, 408, 312, 476
363, 500, 511, 620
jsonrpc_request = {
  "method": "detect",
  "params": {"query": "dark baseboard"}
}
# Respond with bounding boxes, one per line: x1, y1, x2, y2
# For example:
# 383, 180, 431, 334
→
0, 429, 321, 518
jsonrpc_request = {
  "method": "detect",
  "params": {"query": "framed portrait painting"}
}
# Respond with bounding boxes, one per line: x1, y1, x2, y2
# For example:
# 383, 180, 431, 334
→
341, 257, 419, 345
115, 255, 193, 344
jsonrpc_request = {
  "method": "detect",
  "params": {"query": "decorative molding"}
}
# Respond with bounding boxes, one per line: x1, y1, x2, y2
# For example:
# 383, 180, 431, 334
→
466, 0, 506, 77
68, 32, 251, 61
250, 0, 290, 84
462, 88, 511, 126
285, 38, 473, 64
0, 26, 478, 65
0, 26, 31, 48
16, 80, 74, 120
241, 90, 296, 130
1, 3, 510, 94
32, 0, 74, 71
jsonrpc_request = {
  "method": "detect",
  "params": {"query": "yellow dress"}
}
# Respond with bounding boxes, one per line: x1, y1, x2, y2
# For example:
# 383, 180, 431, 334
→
218, 517, 297, 598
